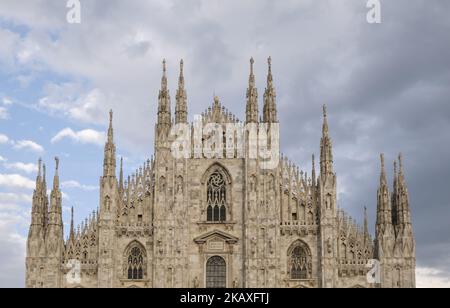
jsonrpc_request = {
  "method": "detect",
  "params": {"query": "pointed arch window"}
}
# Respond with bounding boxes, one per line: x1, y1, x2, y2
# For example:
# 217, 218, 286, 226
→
207, 171, 227, 222
288, 241, 311, 280
125, 244, 146, 280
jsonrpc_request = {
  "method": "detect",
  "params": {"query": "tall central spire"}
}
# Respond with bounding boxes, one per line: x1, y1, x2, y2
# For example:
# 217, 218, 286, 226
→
263, 56, 278, 123
175, 59, 188, 124
246, 57, 258, 123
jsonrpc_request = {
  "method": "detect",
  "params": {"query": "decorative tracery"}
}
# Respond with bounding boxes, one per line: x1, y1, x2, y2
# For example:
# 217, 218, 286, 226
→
125, 243, 146, 280
289, 241, 311, 280
207, 171, 227, 222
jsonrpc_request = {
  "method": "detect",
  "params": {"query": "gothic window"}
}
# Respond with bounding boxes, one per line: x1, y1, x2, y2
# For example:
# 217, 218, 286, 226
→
206, 256, 226, 288
206, 171, 227, 222
288, 241, 311, 280
125, 243, 146, 280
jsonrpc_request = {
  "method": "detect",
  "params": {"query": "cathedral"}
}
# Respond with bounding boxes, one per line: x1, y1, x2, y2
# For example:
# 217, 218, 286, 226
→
25, 58, 416, 288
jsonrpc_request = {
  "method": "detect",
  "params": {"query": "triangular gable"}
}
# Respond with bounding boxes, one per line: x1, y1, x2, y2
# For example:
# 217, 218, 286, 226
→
194, 229, 239, 244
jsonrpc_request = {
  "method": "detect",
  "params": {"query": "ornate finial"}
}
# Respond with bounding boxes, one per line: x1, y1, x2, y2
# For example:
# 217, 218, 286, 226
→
398, 153, 404, 174
163, 59, 166, 73
55, 156, 59, 172
109, 109, 113, 124
268, 56, 272, 73
394, 160, 398, 175
323, 104, 327, 118
180, 59, 184, 74
380, 153, 385, 170
214, 95, 219, 105
250, 57, 254, 74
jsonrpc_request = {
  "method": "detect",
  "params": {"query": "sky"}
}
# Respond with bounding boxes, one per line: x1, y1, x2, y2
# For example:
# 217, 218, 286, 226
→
0, 0, 449, 288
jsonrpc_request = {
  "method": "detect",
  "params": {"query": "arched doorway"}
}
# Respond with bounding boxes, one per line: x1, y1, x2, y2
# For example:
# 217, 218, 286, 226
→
206, 256, 226, 288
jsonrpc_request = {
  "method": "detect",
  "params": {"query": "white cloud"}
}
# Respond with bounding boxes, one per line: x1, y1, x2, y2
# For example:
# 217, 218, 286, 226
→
51, 128, 105, 146
61, 180, 98, 191
38, 84, 107, 124
2, 97, 13, 105
0, 211, 28, 288
4, 162, 38, 174
0, 174, 35, 190
0, 156, 6, 162
0, 192, 32, 204
13, 140, 44, 153
417, 267, 450, 288
0, 107, 9, 120
0, 134, 9, 144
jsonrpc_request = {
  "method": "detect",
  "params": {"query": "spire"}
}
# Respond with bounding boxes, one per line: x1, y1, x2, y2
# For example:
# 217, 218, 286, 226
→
246, 57, 259, 123
53, 157, 59, 191
311, 154, 316, 186
175, 59, 188, 124
320, 105, 334, 176
69, 206, 75, 242
391, 160, 399, 226
376, 153, 394, 249
119, 157, 124, 193
249, 57, 255, 87
322, 105, 329, 136
161, 58, 167, 91
103, 110, 116, 178
47, 157, 62, 232
380, 153, 387, 185
267, 56, 273, 87
36, 158, 42, 188
396, 153, 411, 227
42, 163, 47, 193
364, 206, 369, 240
107, 109, 114, 144
398, 153, 405, 183
263, 56, 278, 123
156, 59, 172, 139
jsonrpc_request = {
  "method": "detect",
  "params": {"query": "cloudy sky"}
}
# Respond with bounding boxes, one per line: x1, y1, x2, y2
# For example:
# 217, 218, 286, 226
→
0, 0, 449, 288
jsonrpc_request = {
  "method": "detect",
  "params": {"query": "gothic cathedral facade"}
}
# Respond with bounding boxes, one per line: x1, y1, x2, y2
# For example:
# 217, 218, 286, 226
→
25, 58, 416, 288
